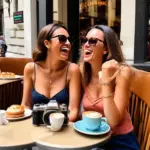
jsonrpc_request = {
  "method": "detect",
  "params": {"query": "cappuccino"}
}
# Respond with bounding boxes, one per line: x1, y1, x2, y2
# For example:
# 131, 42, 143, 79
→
83, 111, 102, 118
48, 112, 65, 131
50, 113, 64, 119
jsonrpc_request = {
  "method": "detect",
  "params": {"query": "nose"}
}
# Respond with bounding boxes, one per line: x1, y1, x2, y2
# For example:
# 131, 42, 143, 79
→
83, 41, 90, 48
66, 39, 71, 45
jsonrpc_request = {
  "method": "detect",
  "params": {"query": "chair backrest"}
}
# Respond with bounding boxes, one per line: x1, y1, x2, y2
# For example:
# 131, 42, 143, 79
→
129, 68, 150, 150
146, 133, 150, 150
0, 57, 32, 75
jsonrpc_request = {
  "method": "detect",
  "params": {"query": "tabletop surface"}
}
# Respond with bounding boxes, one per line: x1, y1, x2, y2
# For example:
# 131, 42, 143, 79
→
0, 80, 17, 85
0, 78, 23, 85
0, 117, 111, 149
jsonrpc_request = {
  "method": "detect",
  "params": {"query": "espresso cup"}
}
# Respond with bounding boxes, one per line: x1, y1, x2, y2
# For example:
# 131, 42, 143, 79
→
82, 111, 106, 131
48, 112, 65, 131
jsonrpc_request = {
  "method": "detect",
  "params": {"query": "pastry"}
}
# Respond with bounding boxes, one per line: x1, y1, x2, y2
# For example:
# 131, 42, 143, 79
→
0, 72, 16, 78
5, 105, 25, 118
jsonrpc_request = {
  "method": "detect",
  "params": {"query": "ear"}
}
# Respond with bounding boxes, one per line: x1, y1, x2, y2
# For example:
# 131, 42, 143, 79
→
44, 40, 51, 49
103, 50, 108, 55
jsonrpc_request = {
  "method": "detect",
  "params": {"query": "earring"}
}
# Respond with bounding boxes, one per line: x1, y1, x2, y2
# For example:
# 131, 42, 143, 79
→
104, 51, 108, 55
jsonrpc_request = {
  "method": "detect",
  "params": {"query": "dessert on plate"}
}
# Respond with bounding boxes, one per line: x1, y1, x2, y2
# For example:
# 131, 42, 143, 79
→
0, 72, 16, 78
5, 105, 25, 118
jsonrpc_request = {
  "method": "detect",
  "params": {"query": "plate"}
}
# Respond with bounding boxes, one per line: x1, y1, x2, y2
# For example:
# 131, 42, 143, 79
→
6, 108, 32, 121
0, 75, 23, 80
73, 120, 110, 136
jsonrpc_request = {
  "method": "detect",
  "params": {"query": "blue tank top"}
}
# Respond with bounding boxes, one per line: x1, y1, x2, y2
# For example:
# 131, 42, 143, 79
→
32, 63, 70, 106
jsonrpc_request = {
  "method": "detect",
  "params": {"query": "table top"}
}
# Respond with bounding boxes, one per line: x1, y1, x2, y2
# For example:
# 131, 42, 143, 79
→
0, 78, 23, 85
0, 118, 111, 150
0, 80, 17, 85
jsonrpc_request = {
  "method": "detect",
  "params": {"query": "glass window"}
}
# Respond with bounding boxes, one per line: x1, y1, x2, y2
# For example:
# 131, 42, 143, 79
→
53, 0, 67, 27
79, 0, 121, 39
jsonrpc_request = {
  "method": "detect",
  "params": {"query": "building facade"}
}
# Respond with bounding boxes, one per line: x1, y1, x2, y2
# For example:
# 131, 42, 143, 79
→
1, 0, 149, 70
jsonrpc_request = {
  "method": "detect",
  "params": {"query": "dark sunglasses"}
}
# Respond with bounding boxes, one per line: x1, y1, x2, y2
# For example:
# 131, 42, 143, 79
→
50, 35, 71, 43
80, 37, 104, 46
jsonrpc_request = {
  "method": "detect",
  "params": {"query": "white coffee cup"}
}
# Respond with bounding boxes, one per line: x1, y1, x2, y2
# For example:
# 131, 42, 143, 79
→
47, 112, 65, 131
0, 110, 8, 125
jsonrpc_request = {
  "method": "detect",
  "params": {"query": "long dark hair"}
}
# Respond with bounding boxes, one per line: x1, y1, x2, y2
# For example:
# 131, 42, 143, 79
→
32, 23, 67, 62
80, 25, 125, 86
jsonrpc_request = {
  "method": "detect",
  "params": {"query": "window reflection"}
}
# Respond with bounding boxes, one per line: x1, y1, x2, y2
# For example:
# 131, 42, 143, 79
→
79, 0, 121, 40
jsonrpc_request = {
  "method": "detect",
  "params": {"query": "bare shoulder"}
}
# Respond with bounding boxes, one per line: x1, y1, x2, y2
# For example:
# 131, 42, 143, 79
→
119, 65, 133, 81
68, 63, 80, 73
24, 62, 34, 76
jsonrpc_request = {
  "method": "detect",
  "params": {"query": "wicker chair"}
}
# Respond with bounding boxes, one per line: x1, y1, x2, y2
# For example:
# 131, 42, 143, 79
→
129, 68, 150, 150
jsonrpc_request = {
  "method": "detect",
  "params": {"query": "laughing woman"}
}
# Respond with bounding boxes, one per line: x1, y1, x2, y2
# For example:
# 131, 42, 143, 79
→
21, 23, 82, 122
79, 25, 139, 150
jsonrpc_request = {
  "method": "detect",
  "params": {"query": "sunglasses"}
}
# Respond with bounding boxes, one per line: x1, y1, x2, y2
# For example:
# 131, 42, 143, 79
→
50, 35, 71, 43
80, 37, 104, 46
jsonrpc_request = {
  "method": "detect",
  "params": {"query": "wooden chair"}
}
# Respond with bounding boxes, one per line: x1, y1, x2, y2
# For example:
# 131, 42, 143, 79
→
129, 68, 150, 150
146, 133, 150, 150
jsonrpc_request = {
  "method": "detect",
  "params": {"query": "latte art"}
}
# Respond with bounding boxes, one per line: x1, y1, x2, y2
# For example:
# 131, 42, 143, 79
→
83, 111, 102, 118
50, 113, 64, 119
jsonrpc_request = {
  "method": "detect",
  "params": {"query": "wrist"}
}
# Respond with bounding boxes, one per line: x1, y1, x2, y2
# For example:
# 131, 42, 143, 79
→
102, 92, 114, 99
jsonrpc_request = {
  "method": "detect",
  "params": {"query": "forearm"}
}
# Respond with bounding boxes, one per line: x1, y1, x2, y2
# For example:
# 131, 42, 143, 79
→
103, 95, 121, 128
68, 108, 79, 122
21, 96, 32, 109
102, 78, 121, 128
21, 102, 32, 109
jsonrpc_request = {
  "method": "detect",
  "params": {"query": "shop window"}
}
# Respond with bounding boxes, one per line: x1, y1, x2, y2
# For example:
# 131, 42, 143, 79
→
79, 0, 121, 40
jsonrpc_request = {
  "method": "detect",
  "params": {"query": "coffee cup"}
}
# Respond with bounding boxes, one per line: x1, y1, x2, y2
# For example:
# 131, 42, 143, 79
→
0, 110, 8, 125
47, 112, 65, 131
82, 111, 107, 131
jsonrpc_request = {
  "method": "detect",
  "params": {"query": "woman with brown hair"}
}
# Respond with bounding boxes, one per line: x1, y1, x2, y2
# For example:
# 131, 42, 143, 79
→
79, 25, 139, 149
21, 23, 82, 122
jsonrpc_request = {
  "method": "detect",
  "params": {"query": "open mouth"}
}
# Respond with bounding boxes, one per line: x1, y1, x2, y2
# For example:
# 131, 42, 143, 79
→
60, 48, 69, 56
84, 49, 93, 56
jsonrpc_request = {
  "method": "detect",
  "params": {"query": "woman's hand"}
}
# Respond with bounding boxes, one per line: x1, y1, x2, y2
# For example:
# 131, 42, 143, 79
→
99, 59, 120, 83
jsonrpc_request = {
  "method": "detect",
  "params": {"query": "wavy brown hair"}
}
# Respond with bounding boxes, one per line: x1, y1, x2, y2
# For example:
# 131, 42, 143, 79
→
79, 25, 125, 86
32, 23, 67, 62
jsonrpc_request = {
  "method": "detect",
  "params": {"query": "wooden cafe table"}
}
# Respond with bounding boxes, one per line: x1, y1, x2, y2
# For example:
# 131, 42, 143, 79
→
0, 117, 111, 150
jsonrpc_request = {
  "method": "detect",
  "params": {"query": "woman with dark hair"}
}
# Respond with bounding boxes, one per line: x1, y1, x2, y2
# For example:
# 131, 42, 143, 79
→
21, 23, 82, 122
79, 25, 139, 149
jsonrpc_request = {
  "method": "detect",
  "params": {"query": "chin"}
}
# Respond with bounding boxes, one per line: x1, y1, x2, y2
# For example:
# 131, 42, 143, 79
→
60, 55, 69, 61
83, 56, 93, 62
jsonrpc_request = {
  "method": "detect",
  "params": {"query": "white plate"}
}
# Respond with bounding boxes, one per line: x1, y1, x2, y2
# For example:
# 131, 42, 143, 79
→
6, 108, 32, 121
0, 75, 23, 80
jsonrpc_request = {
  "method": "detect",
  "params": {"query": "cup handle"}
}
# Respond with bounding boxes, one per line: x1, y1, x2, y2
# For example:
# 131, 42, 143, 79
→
101, 117, 108, 123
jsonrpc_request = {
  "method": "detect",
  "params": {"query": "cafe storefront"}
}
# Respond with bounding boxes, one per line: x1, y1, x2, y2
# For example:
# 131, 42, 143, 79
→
3, 0, 150, 71
37, 0, 122, 62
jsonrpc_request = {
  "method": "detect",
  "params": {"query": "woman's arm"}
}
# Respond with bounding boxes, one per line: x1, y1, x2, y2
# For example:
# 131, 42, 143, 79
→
68, 63, 82, 122
21, 62, 34, 109
101, 61, 133, 128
